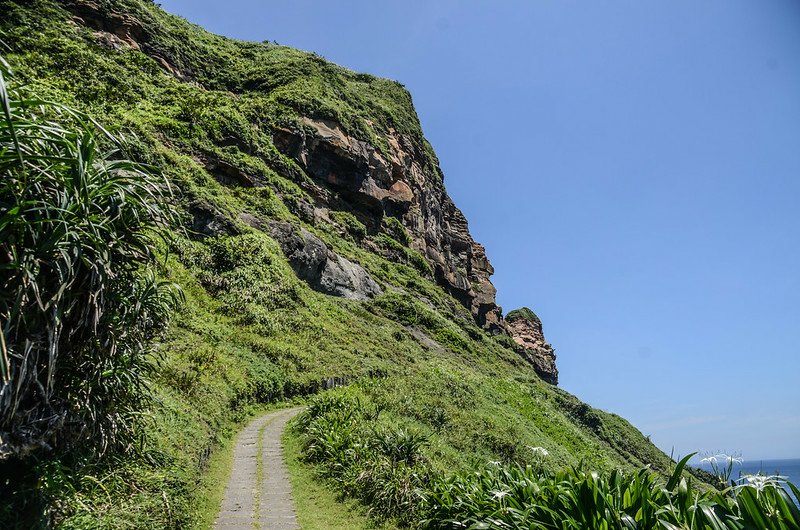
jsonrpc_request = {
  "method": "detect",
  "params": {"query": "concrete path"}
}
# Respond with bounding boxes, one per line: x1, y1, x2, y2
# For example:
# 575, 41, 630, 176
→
214, 407, 303, 530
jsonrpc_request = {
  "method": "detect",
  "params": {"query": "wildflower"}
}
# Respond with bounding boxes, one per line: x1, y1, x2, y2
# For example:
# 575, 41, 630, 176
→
488, 460, 502, 466
491, 489, 509, 500
736, 473, 787, 495
529, 446, 549, 457
717, 453, 743, 465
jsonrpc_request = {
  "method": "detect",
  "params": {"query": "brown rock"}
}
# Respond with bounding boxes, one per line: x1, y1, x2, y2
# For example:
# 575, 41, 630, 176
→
66, 0, 144, 49
506, 308, 558, 385
272, 117, 504, 331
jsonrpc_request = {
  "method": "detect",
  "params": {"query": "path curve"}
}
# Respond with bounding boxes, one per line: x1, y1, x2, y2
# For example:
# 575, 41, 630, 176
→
214, 407, 304, 530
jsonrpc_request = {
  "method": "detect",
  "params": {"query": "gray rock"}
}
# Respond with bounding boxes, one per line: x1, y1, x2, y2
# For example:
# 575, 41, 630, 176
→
269, 221, 381, 300
189, 200, 239, 238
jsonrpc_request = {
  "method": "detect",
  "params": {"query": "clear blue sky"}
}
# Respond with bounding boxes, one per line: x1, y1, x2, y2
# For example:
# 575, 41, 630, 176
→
158, 0, 800, 461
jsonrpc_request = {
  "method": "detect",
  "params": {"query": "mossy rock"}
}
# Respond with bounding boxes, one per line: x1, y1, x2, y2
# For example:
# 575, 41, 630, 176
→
505, 307, 541, 326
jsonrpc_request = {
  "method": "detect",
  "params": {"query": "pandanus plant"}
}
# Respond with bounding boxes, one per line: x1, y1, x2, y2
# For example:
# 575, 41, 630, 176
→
0, 53, 180, 458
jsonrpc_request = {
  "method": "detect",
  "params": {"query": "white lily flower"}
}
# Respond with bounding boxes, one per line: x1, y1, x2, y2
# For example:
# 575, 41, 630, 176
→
736, 473, 788, 496
529, 446, 549, 457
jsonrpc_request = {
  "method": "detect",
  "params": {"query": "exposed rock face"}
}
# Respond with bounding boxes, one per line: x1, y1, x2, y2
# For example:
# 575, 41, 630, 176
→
506, 308, 558, 385
66, 0, 145, 49
65, 0, 187, 78
268, 221, 382, 300
273, 118, 503, 331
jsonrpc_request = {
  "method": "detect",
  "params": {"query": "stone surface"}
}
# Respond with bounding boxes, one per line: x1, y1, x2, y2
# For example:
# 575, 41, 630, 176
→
268, 221, 382, 300
189, 200, 240, 238
506, 308, 559, 385
66, 0, 144, 49
273, 118, 503, 332
64, 0, 187, 79
214, 408, 303, 530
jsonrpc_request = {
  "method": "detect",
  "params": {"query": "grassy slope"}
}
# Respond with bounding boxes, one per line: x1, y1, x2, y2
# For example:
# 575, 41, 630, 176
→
0, 0, 678, 527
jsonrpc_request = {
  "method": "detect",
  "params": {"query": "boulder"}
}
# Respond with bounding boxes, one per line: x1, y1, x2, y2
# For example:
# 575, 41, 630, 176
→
268, 221, 381, 300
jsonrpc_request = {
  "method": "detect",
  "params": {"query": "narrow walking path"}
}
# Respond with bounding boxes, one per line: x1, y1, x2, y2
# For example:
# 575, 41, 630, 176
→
214, 407, 303, 530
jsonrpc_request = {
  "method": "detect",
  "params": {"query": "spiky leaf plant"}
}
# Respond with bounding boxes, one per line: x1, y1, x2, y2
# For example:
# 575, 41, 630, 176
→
0, 54, 180, 458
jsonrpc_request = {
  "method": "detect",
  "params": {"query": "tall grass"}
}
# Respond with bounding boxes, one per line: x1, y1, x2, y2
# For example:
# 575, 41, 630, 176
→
296, 393, 432, 526
297, 391, 800, 529
423, 459, 800, 529
0, 54, 180, 458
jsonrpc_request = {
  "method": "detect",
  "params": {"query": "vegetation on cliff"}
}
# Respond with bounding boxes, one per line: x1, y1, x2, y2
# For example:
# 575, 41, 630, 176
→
0, 54, 181, 457
505, 307, 542, 327
0, 1, 796, 529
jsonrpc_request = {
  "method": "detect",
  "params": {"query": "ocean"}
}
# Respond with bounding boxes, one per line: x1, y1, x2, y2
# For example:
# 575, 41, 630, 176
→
695, 458, 800, 505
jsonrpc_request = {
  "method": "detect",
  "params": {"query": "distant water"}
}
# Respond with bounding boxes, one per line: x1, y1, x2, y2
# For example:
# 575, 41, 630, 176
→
695, 458, 800, 505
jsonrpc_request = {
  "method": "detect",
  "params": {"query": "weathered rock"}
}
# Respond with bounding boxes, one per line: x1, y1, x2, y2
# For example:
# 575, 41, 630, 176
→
189, 200, 239, 238
205, 157, 260, 188
273, 118, 503, 331
506, 308, 558, 385
66, 0, 144, 49
65, 0, 188, 79
268, 221, 381, 300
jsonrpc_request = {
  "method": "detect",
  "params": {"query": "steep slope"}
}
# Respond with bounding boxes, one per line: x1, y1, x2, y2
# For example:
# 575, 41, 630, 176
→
0, 0, 679, 527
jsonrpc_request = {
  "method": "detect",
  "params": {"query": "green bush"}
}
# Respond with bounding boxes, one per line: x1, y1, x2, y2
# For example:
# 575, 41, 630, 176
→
330, 210, 367, 240
0, 54, 180, 457
296, 392, 431, 526
383, 215, 411, 245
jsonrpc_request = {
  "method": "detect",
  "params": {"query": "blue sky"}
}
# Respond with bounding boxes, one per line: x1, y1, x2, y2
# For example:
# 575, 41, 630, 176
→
158, 0, 800, 460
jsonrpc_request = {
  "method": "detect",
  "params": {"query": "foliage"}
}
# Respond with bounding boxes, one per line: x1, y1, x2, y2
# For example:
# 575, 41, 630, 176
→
422, 456, 800, 530
0, 54, 180, 458
505, 307, 541, 326
330, 210, 367, 241
296, 393, 430, 526
701, 452, 744, 490
383, 216, 411, 245
298, 393, 800, 529
375, 234, 432, 276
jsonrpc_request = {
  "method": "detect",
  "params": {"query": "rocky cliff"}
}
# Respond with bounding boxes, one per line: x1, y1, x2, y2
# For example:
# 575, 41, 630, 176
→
61, 0, 504, 334
506, 308, 559, 384
272, 118, 504, 332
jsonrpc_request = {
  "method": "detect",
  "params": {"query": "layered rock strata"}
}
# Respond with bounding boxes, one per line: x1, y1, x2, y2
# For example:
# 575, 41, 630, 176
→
506, 308, 558, 385
273, 118, 503, 331
64, 0, 504, 332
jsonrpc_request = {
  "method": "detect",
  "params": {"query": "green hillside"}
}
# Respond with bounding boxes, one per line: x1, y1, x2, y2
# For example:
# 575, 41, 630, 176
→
0, 1, 697, 528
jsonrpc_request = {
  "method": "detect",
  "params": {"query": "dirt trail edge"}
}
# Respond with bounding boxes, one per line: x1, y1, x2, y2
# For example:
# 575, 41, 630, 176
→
214, 407, 304, 530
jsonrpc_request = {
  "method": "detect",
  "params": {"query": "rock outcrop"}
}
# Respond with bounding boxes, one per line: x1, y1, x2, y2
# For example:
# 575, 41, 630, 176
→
506, 308, 558, 385
273, 118, 503, 332
268, 221, 382, 301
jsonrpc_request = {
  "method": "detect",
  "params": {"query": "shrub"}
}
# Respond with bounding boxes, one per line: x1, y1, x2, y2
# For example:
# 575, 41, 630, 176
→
383, 215, 410, 245
0, 55, 180, 457
296, 391, 431, 526
330, 210, 367, 240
